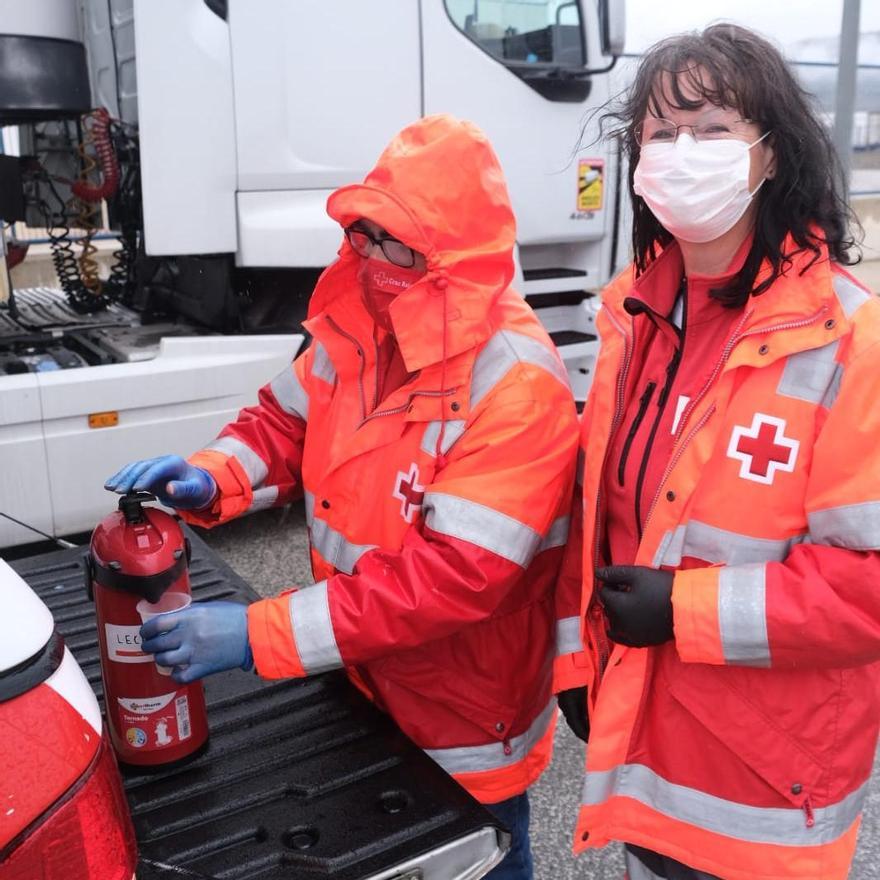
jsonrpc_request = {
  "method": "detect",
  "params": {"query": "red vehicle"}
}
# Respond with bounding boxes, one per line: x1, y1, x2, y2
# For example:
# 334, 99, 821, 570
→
0, 558, 137, 880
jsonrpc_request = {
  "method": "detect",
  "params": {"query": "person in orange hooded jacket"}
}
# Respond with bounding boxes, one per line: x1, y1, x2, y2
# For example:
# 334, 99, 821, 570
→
554, 24, 880, 880
106, 115, 579, 878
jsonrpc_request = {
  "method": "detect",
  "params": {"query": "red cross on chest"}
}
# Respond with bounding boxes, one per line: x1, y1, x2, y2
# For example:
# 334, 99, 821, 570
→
736, 421, 791, 476
393, 463, 425, 522
727, 414, 800, 485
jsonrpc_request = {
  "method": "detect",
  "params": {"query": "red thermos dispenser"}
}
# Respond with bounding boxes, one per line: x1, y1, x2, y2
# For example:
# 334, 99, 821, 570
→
88, 492, 209, 768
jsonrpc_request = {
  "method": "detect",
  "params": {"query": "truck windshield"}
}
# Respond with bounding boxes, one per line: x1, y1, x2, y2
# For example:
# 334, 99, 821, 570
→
444, 0, 585, 68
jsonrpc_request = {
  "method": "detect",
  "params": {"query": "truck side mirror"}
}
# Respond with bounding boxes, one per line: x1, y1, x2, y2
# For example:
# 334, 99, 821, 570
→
599, 0, 626, 58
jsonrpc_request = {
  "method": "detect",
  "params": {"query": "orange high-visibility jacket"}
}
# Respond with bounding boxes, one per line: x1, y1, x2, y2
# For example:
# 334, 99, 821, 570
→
183, 116, 579, 804
555, 240, 880, 879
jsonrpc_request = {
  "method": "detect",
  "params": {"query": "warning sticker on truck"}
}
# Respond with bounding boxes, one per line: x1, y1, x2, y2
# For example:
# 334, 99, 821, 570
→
577, 159, 604, 212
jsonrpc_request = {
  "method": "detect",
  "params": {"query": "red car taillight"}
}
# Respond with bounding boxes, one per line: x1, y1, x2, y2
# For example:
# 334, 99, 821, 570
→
1, 731, 137, 880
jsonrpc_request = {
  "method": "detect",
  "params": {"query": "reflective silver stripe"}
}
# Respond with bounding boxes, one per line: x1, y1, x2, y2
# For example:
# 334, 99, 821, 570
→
424, 492, 541, 568
820, 365, 843, 410
809, 501, 880, 551
539, 516, 570, 553
304, 489, 315, 526
718, 564, 770, 667
556, 615, 582, 656
425, 699, 555, 775
421, 329, 569, 460
777, 341, 841, 405
248, 485, 279, 513
420, 419, 467, 458
310, 518, 377, 575
270, 363, 309, 421
311, 341, 336, 384
206, 436, 268, 488
624, 851, 665, 880
471, 329, 570, 409
833, 273, 870, 318
289, 580, 343, 674
652, 521, 805, 568
583, 763, 866, 847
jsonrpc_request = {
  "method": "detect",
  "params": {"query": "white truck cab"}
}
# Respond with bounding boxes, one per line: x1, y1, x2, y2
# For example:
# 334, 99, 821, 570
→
0, 0, 626, 548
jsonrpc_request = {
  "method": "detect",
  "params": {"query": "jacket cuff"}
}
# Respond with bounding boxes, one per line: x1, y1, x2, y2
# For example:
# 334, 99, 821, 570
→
672, 567, 725, 665
178, 449, 254, 527
247, 591, 307, 679
553, 652, 591, 694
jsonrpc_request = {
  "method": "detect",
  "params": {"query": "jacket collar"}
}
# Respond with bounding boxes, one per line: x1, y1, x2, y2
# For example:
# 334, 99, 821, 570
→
600, 235, 846, 363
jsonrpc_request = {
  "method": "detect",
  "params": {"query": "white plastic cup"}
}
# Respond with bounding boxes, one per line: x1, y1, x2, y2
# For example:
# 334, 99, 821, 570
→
136, 591, 191, 676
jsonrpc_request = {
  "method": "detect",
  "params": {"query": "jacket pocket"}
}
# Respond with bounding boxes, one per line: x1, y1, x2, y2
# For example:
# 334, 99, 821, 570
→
369, 648, 517, 741
666, 662, 826, 810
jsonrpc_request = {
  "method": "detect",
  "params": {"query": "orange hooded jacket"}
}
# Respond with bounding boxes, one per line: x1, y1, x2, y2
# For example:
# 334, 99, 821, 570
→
183, 115, 579, 803
555, 240, 880, 879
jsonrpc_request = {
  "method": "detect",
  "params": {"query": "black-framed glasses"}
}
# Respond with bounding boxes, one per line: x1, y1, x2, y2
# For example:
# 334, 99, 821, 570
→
635, 116, 758, 146
344, 225, 417, 268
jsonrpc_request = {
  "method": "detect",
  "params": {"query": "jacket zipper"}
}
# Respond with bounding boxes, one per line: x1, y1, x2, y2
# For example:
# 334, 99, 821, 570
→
643, 305, 828, 530
591, 306, 633, 676
326, 316, 368, 422
634, 341, 683, 539
633, 281, 687, 539
372, 327, 381, 412
325, 317, 457, 426
617, 381, 656, 487
802, 794, 815, 828
360, 388, 455, 426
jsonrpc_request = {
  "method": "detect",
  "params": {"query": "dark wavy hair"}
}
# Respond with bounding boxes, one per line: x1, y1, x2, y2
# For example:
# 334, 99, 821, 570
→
599, 23, 860, 306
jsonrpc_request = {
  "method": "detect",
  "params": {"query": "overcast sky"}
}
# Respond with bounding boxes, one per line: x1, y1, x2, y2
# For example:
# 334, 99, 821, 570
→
625, 1, 880, 56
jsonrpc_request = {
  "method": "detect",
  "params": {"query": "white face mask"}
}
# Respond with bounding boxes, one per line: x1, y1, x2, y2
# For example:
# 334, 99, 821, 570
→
633, 131, 771, 244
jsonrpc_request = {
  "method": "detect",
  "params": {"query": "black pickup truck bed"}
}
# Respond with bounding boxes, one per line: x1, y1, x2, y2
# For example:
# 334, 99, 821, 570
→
11, 527, 505, 880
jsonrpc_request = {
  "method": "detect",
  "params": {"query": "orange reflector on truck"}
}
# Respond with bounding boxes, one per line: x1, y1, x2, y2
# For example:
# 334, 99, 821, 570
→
88, 411, 119, 429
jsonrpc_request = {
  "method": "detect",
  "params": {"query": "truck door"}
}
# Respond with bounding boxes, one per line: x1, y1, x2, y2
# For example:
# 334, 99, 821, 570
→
230, 0, 423, 267
422, 0, 620, 403
421, 0, 616, 285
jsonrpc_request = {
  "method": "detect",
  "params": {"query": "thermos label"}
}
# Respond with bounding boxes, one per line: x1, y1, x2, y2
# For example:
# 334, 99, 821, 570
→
118, 693, 176, 714
115, 690, 192, 750
105, 623, 153, 663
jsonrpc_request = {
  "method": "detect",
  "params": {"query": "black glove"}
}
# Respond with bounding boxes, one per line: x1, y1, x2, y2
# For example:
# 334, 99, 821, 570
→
557, 686, 589, 742
596, 565, 674, 647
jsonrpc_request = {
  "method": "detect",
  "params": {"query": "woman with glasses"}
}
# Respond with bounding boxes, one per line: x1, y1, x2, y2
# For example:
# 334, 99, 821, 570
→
553, 23, 880, 880
106, 114, 579, 880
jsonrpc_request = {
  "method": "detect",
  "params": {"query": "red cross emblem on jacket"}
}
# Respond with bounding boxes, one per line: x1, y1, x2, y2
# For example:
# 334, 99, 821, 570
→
727, 413, 800, 485
393, 463, 425, 523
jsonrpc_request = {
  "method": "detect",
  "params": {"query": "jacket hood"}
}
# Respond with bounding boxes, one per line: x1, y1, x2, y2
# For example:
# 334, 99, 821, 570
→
309, 115, 517, 372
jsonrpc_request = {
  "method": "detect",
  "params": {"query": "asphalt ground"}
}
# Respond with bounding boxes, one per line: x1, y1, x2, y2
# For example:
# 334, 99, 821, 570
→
195, 504, 880, 880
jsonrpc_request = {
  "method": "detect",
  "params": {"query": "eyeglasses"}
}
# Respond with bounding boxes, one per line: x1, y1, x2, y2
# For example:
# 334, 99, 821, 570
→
344, 225, 417, 268
635, 116, 759, 146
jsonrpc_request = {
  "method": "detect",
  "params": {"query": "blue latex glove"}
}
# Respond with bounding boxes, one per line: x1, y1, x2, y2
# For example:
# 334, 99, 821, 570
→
105, 455, 217, 510
140, 600, 253, 683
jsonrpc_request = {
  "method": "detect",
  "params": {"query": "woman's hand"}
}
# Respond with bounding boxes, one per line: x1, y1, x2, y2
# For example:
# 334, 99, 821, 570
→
557, 686, 590, 742
105, 455, 217, 510
596, 566, 674, 647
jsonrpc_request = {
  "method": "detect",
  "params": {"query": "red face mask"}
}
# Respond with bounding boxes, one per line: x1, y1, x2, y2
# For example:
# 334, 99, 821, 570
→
357, 259, 424, 332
